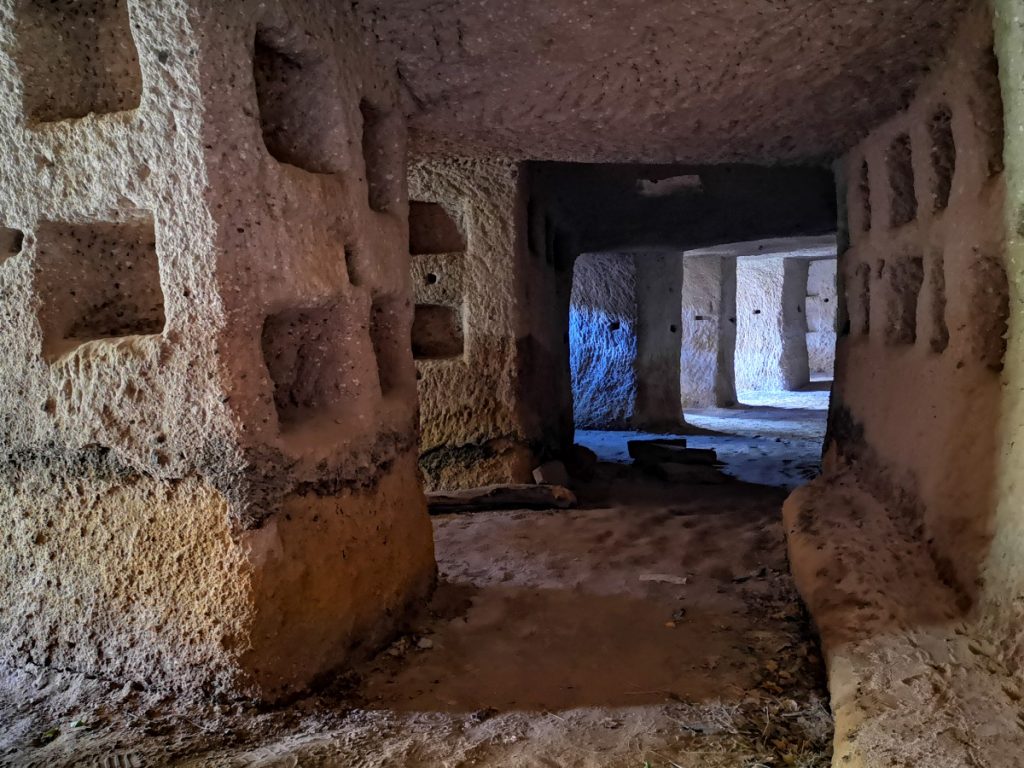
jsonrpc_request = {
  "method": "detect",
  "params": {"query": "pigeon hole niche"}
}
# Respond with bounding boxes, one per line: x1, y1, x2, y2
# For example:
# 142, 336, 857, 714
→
34, 216, 166, 360
371, 295, 414, 395
887, 134, 918, 228
16, 0, 143, 124
880, 253, 924, 346
252, 24, 348, 174
1, 227, 24, 265
409, 200, 466, 361
261, 296, 380, 433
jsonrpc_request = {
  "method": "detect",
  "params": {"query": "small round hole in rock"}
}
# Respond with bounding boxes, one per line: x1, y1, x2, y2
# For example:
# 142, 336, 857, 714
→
425, 273, 438, 285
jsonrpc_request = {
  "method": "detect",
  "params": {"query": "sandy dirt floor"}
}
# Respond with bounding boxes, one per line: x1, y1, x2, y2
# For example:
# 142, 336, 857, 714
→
0, 396, 833, 768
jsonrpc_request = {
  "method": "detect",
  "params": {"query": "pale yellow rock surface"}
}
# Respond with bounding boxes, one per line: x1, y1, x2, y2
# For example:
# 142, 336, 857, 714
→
409, 157, 572, 489
784, 7, 1024, 762
0, 0, 435, 699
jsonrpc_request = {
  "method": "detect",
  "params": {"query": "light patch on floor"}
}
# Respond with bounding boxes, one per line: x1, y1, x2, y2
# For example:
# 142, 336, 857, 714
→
578, 381, 831, 490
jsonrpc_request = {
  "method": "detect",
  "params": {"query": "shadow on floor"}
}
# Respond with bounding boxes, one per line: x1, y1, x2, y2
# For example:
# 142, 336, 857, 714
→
0, 461, 833, 768
356, 470, 820, 714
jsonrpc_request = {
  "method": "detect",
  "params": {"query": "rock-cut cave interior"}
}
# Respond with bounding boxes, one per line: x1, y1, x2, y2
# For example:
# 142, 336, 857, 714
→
1, 1, 1023, 766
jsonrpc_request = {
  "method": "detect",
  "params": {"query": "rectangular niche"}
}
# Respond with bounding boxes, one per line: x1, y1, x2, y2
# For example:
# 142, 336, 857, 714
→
361, 100, 401, 213
411, 304, 464, 360
35, 217, 165, 360
17, 0, 142, 123
409, 201, 466, 255
928, 105, 956, 212
887, 134, 917, 228
972, 46, 1005, 178
858, 159, 872, 232
968, 252, 1009, 371
253, 26, 346, 174
883, 255, 923, 346
1, 227, 24, 266
261, 300, 364, 428
927, 249, 949, 353
370, 297, 411, 396
846, 262, 871, 336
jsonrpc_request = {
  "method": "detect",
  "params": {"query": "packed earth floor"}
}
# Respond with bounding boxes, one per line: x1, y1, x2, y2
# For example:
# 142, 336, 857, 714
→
0, 393, 834, 768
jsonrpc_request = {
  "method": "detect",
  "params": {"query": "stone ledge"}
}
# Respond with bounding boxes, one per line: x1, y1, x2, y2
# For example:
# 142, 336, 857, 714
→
783, 473, 1024, 767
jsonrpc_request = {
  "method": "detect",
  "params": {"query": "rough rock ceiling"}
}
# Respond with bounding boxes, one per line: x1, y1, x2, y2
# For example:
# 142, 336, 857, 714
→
357, 0, 971, 164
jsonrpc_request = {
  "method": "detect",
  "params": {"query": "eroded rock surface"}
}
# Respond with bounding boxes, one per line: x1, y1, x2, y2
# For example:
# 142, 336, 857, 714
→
0, 0, 435, 700
360, 0, 971, 164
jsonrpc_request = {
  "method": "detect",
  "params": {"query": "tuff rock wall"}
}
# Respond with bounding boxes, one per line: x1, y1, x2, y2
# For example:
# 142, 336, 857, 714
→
806, 259, 838, 377
570, 253, 638, 429
569, 251, 689, 431
680, 255, 738, 408
409, 158, 573, 490
827, 4, 1007, 598
783, 5, 1020, 763
634, 254, 685, 429
735, 257, 811, 393
0, 0, 435, 700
